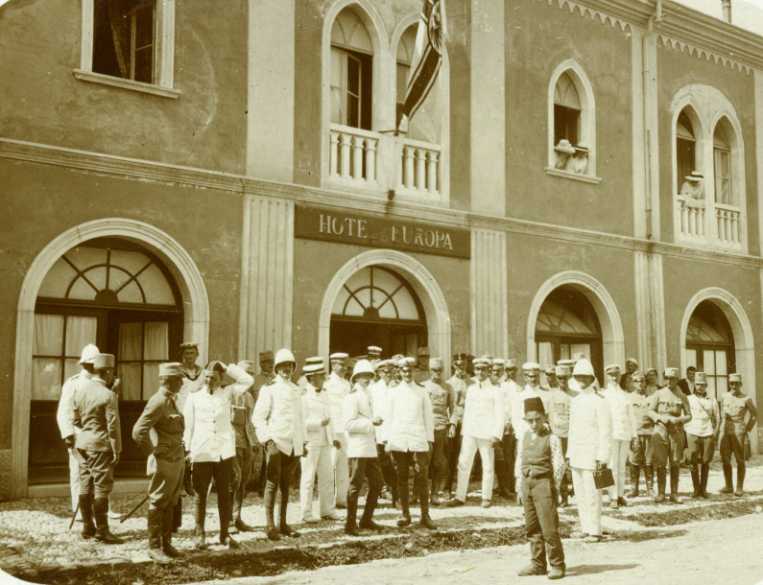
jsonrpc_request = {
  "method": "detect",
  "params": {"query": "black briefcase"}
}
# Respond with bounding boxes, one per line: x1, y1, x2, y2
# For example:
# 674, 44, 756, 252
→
593, 467, 615, 490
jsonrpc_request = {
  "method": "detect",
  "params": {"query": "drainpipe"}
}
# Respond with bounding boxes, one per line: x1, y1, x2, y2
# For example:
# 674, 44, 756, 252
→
721, 0, 732, 24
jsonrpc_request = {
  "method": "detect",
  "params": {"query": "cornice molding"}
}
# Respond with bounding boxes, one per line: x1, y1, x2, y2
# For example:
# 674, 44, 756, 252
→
656, 33, 751, 74
536, 0, 633, 33
2, 137, 761, 270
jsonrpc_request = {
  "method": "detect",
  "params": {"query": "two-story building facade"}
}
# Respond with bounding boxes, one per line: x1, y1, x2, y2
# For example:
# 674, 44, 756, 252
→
0, 0, 761, 499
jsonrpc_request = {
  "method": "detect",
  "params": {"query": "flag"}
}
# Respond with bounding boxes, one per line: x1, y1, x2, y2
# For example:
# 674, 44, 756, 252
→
397, 0, 447, 132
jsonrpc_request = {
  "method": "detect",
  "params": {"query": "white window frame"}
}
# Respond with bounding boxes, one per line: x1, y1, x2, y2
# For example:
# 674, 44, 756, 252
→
546, 59, 600, 183
73, 0, 179, 99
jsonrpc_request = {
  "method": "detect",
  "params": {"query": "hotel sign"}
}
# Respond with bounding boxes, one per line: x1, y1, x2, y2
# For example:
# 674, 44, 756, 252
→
294, 205, 470, 259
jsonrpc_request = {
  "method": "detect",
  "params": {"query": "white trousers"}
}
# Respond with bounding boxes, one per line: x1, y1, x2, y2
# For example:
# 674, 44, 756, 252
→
571, 467, 602, 536
608, 439, 630, 499
68, 449, 80, 513
456, 436, 494, 502
331, 434, 349, 506
300, 444, 335, 520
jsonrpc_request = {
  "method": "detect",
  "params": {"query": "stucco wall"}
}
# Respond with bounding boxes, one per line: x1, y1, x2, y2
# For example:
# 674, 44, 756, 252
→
0, 0, 248, 174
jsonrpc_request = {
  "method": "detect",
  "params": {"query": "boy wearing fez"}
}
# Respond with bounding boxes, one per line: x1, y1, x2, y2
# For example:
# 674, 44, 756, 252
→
515, 396, 566, 580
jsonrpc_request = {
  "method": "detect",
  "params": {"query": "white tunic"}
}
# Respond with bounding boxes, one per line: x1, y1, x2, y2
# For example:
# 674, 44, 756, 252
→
567, 386, 612, 470
387, 381, 435, 452
369, 378, 392, 444
325, 372, 351, 435
57, 370, 90, 439
302, 384, 335, 448
685, 394, 719, 437
601, 385, 635, 441
342, 385, 377, 458
461, 380, 505, 441
252, 374, 305, 456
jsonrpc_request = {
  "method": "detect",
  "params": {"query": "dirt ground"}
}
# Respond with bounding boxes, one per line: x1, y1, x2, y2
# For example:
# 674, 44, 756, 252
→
2, 458, 762, 585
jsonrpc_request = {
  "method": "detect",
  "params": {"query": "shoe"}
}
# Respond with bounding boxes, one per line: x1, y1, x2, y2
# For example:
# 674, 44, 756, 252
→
302, 517, 319, 524
148, 548, 174, 563
617, 497, 627, 507
734, 489, 744, 497
93, 498, 123, 545
609, 500, 619, 509
396, 514, 412, 527
280, 525, 300, 538
481, 500, 491, 509
265, 528, 280, 541
583, 535, 602, 543
518, 565, 547, 576
235, 519, 255, 532
570, 530, 587, 539
344, 524, 360, 536
446, 499, 464, 508
195, 533, 208, 550
719, 486, 733, 495
654, 494, 665, 503
669, 494, 682, 504
626, 489, 639, 498
359, 519, 384, 531
548, 566, 565, 580
220, 535, 239, 549
321, 512, 341, 521
419, 516, 437, 531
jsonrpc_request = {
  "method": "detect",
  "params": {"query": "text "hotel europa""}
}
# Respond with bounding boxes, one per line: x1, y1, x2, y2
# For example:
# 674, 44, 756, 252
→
318, 212, 455, 251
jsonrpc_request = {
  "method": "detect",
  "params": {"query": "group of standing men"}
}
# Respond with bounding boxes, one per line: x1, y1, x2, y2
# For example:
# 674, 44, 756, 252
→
56, 341, 758, 560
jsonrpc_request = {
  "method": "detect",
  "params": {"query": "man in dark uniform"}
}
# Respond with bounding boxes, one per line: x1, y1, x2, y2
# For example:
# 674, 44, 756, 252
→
132, 362, 186, 561
678, 366, 696, 396
70, 353, 122, 544
413, 347, 430, 385
231, 359, 259, 531
445, 353, 469, 496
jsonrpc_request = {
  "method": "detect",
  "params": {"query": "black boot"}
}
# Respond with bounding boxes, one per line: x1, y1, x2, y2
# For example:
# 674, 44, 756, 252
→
93, 497, 122, 544
278, 488, 299, 537
690, 466, 701, 498
668, 465, 682, 503
194, 496, 207, 549
735, 464, 746, 497
418, 486, 436, 531
627, 466, 640, 498
172, 498, 182, 533
699, 464, 710, 498
720, 464, 734, 494
147, 509, 172, 562
162, 507, 182, 558
79, 494, 96, 540
645, 466, 654, 497
345, 493, 360, 536
655, 468, 666, 503
264, 485, 279, 540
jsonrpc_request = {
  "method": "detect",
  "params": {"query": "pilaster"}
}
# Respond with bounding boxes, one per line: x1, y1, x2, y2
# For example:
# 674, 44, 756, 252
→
470, 228, 508, 357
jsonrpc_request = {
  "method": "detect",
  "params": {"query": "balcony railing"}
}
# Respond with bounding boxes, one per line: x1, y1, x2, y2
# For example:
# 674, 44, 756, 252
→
327, 123, 444, 202
675, 195, 743, 250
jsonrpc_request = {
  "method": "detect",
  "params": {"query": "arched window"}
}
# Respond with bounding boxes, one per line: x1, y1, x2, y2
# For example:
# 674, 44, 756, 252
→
676, 109, 700, 195
330, 7, 373, 130
548, 62, 596, 178
31, 238, 182, 483
686, 300, 735, 400
713, 118, 734, 205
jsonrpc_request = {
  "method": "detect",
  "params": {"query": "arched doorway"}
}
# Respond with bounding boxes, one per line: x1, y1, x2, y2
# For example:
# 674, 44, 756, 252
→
534, 286, 603, 382
30, 238, 183, 483
329, 265, 427, 357
684, 300, 735, 400
318, 249, 451, 369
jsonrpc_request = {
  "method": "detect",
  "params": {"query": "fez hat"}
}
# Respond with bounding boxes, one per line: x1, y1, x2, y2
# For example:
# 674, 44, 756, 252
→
524, 396, 546, 416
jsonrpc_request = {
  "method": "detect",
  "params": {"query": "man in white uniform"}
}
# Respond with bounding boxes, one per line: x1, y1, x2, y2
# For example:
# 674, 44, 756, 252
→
601, 364, 635, 508
567, 358, 611, 542
448, 357, 505, 508
300, 359, 340, 522
57, 343, 99, 517
369, 359, 398, 503
325, 352, 351, 508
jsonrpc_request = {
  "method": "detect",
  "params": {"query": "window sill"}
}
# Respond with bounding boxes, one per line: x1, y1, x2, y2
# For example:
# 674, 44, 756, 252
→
544, 167, 602, 184
72, 70, 181, 99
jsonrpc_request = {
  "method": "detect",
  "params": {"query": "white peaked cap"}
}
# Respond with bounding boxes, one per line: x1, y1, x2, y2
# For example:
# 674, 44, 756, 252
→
572, 358, 595, 377
351, 359, 375, 380
274, 348, 296, 368
79, 343, 100, 364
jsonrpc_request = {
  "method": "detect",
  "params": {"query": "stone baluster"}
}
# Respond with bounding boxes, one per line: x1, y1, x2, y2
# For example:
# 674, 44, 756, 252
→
340, 132, 351, 179
329, 131, 339, 177
404, 145, 415, 189
352, 135, 364, 180
427, 151, 439, 194
364, 137, 377, 183
415, 148, 426, 191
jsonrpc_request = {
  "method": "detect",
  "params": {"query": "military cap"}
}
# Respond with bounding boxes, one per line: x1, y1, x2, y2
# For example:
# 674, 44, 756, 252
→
664, 367, 679, 379
304, 356, 324, 365
555, 364, 572, 377
522, 362, 541, 371
303, 362, 326, 375
729, 373, 742, 383
180, 341, 199, 350
429, 357, 444, 370
524, 396, 546, 416
367, 345, 383, 356
557, 359, 575, 368
605, 364, 621, 375
492, 358, 506, 367
472, 357, 490, 367
159, 362, 183, 377
259, 350, 274, 361
505, 358, 518, 369
544, 365, 556, 376
625, 357, 640, 368
694, 371, 707, 385
92, 353, 115, 369
417, 347, 430, 357
329, 352, 349, 361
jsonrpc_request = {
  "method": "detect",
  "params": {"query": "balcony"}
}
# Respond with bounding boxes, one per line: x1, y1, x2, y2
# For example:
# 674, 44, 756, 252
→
674, 195, 743, 251
327, 124, 445, 204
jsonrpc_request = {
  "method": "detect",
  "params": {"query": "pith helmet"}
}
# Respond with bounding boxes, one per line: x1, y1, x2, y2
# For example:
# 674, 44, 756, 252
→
79, 344, 100, 365
274, 348, 296, 368
572, 359, 595, 377
351, 359, 375, 381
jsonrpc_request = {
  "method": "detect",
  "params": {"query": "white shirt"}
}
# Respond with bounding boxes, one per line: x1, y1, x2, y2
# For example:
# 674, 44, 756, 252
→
184, 386, 236, 463
177, 365, 205, 415
325, 372, 351, 434
342, 384, 377, 458
253, 374, 305, 456
369, 378, 393, 444
461, 379, 505, 440
548, 387, 576, 438
302, 384, 335, 448
685, 394, 719, 438
57, 370, 90, 439
567, 386, 612, 470
387, 381, 434, 452
601, 385, 635, 441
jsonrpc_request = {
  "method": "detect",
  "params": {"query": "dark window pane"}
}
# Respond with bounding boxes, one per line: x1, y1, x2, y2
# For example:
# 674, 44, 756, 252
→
92, 0, 123, 78
347, 56, 360, 96
134, 47, 153, 83
554, 105, 579, 145
135, 4, 154, 47
677, 137, 695, 188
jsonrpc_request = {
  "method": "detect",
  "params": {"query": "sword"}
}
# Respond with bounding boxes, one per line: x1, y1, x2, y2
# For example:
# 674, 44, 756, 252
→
120, 494, 149, 523
68, 501, 80, 531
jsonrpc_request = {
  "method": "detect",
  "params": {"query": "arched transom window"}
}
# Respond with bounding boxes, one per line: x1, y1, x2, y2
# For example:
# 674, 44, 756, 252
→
332, 266, 422, 322
330, 7, 373, 130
